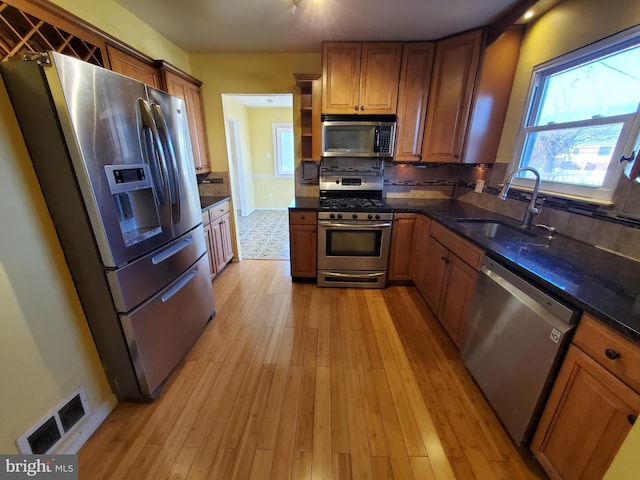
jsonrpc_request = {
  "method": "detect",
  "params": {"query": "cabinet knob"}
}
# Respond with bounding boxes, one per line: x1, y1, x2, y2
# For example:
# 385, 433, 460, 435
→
360, 105, 364, 110
605, 348, 621, 360
354, 106, 358, 111
301, 215, 305, 220
629, 414, 637, 425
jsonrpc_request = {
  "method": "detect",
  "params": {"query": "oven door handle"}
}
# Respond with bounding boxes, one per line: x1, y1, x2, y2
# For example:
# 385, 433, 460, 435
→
318, 221, 393, 229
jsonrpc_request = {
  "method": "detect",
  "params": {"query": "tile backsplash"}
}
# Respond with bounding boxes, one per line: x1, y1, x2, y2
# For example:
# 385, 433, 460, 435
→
379, 161, 640, 261
198, 171, 231, 197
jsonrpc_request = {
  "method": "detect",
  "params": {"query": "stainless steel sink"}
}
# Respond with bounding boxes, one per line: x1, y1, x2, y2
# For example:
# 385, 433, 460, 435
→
454, 218, 537, 240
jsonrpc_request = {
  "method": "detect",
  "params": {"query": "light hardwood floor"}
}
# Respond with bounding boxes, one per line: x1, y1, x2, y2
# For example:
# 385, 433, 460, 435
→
78, 260, 547, 479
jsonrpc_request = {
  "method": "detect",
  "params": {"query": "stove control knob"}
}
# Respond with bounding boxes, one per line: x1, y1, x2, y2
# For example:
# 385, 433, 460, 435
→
375, 214, 381, 220
368, 214, 373, 219
329, 213, 335, 219
335, 180, 340, 184
353, 214, 358, 219
337, 213, 343, 219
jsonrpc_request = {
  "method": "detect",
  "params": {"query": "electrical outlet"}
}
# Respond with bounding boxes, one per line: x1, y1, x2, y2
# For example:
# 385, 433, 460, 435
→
475, 180, 485, 193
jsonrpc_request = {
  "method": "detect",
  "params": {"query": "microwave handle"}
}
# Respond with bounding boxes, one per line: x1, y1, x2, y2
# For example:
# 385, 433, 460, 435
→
374, 127, 381, 152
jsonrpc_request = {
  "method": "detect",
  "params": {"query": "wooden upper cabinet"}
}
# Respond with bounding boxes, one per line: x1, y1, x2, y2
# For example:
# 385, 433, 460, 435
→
462, 25, 524, 164
422, 30, 483, 163
322, 42, 402, 114
106, 45, 161, 88
161, 67, 212, 174
394, 42, 435, 162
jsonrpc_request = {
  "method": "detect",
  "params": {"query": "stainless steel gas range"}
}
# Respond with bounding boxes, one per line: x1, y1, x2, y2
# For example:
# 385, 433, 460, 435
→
317, 159, 393, 288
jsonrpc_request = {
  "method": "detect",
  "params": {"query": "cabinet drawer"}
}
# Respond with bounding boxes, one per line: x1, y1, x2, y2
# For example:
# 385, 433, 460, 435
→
202, 209, 211, 226
430, 221, 483, 270
209, 201, 230, 221
573, 313, 640, 392
290, 211, 317, 225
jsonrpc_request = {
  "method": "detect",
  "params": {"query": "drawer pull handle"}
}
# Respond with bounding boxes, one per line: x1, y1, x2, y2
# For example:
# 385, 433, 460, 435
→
605, 348, 621, 360
301, 216, 305, 220
629, 414, 637, 426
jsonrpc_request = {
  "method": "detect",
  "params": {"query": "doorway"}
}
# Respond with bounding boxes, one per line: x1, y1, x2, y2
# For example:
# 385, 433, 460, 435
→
221, 94, 295, 260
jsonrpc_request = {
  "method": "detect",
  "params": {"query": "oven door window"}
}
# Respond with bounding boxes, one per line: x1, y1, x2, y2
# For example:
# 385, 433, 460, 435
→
326, 229, 382, 257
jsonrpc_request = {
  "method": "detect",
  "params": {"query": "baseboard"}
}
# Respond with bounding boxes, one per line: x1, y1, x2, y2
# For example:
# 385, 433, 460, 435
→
58, 394, 117, 454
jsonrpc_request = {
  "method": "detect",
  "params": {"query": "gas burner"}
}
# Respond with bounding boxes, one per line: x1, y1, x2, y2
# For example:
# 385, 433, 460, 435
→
319, 196, 392, 212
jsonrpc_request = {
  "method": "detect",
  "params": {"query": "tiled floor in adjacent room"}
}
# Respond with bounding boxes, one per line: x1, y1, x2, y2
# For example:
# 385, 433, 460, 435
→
237, 210, 290, 260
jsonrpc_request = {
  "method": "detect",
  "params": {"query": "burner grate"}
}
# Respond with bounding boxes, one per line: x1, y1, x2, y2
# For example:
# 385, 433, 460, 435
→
319, 196, 392, 212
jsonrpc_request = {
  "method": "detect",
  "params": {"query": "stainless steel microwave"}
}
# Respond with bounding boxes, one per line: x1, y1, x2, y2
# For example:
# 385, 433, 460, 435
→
321, 114, 396, 158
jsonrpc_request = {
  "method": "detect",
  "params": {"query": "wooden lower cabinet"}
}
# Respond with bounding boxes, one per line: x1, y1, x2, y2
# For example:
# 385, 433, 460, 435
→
413, 217, 483, 348
289, 211, 317, 279
437, 253, 478, 346
388, 213, 417, 281
202, 200, 234, 280
416, 229, 448, 312
532, 313, 640, 479
532, 345, 640, 479
203, 221, 217, 281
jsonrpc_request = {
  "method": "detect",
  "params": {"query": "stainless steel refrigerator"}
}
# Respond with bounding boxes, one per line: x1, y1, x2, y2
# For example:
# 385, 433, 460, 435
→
1, 52, 215, 401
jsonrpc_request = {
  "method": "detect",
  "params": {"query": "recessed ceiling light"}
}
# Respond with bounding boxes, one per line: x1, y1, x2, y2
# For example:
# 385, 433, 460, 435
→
523, 10, 535, 20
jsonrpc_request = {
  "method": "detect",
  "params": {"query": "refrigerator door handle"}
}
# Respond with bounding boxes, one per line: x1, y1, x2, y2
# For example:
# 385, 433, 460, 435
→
138, 99, 169, 205
161, 267, 198, 303
151, 103, 181, 224
151, 236, 193, 265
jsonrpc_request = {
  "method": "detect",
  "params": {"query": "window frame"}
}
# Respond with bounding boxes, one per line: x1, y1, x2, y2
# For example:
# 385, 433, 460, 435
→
272, 122, 294, 178
509, 25, 640, 204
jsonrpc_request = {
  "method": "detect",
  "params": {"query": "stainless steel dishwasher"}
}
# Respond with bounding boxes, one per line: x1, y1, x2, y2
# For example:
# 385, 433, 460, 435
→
460, 257, 578, 445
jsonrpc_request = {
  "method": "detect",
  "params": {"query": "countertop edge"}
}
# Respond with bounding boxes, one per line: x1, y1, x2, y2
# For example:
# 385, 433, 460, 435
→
289, 198, 640, 345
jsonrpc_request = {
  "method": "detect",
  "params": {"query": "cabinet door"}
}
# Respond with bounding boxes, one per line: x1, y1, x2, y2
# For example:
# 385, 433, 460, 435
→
210, 219, 227, 273
358, 43, 402, 114
532, 345, 640, 480
438, 253, 477, 347
322, 43, 362, 114
420, 236, 449, 314
422, 30, 483, 163
289, 225, 317, 278
394, 43, 435, 161
462, 26, 523, 164
164, 70, 211, 174
412, 216, 447, 312
107, 45, 161, 88
388, 213, 417, 281
203, 223, 217, 281
219, 213, 234, 264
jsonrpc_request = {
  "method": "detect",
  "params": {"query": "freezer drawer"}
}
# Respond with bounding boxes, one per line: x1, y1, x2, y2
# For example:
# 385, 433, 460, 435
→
107, 225, 207, 312
120, 253, 214, 396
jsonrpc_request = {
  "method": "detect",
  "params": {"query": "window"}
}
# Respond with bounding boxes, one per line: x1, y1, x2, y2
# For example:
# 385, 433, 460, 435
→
511, 26, 640, 202
273, 123, 294, 177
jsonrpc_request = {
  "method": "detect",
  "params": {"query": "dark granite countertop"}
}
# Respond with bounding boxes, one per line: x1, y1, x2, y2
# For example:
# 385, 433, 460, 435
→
289, 197, 319, 210
289, 196, 640, 343
200, 195, 230, 211
386, 198, 640, 344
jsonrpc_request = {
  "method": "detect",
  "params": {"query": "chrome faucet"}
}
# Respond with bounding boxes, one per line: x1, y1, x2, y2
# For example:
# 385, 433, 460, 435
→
499, 167, 543, 230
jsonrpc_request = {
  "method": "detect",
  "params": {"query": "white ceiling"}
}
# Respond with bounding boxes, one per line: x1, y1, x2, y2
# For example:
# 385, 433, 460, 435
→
113, 0, 537, 53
